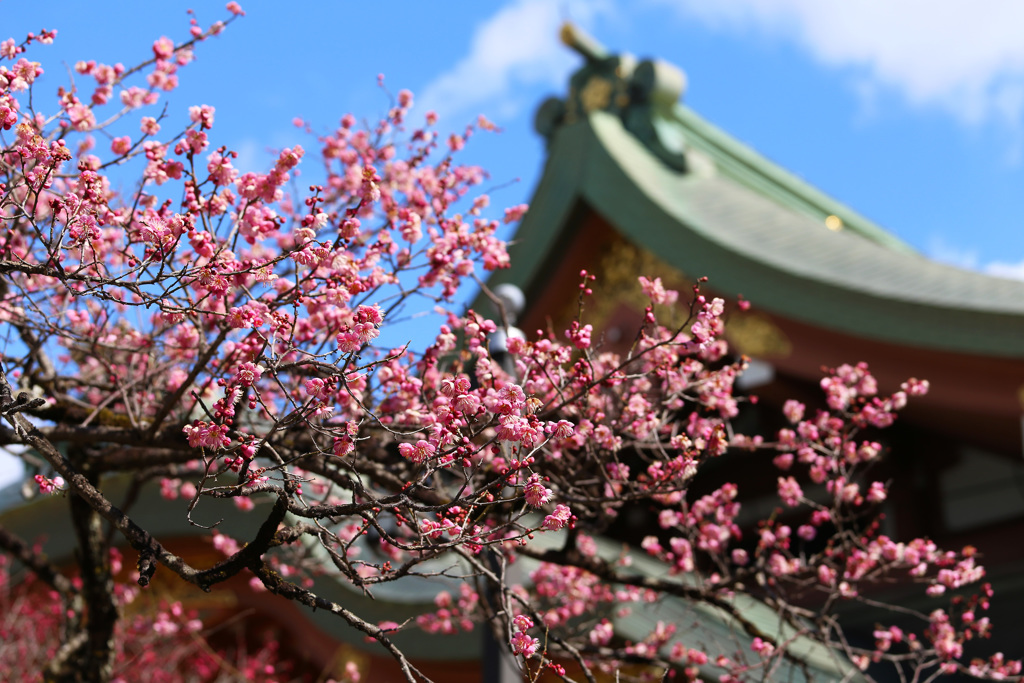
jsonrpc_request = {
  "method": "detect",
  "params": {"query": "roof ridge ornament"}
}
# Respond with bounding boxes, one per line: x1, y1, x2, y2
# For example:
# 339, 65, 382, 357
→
535, 22, 690, 172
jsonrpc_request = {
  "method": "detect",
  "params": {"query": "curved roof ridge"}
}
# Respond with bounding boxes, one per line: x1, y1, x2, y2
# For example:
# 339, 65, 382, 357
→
494, 111, 1024, 356
668, 104, 916, 254
590, 111, 1024, 312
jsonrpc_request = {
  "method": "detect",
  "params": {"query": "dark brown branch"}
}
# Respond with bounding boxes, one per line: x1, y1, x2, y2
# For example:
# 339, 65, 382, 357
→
69, 467, 117, 681
145, 327, 229, 440
250, 561, 432, 683
0, 523, 76, 598
0, 377, 288, 595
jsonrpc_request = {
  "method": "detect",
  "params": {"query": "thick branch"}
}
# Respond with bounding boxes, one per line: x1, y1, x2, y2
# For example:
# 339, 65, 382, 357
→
1, 388, 286, 593
69, 468, 117, 682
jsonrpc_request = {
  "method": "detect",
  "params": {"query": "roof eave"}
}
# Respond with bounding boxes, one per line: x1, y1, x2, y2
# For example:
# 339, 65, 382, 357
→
492, 112, 1024, 358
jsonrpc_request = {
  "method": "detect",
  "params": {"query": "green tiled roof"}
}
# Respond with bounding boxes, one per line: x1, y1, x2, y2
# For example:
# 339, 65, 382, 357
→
670, 105, 915, 253
494, 109, 1024, 357
493, 26, 1024, 358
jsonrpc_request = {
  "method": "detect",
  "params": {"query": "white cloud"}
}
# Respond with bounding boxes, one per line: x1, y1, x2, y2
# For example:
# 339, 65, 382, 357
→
658, 0, 1024, 129
927, 235, 1024, 280
927, 235, 979, 270
985, 259, 1024, 281
419, 0, 614, 123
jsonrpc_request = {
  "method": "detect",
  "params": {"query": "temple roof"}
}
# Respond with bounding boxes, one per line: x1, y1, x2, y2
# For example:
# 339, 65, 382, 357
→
492, 25, 1024, 358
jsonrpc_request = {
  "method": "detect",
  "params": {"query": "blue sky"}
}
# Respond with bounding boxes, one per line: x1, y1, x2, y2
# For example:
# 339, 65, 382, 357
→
3, 1, 1024, 484
5, 0, 1024, 275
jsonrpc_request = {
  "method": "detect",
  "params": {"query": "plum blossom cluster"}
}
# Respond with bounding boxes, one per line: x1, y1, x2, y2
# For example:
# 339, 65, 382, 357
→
0, 5, 1018, 683
0, 553, 297, 681
510, 614, 540, 658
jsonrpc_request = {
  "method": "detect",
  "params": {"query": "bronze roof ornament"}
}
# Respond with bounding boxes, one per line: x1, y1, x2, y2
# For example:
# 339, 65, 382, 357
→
535, 22, 689, 172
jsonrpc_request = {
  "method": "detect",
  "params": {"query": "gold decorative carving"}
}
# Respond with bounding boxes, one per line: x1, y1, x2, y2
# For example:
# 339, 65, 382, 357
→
329, 644, 371, 679
556, 234, 790, 360
724, 312, 792, 358
557, 235, 688, 335
580, 76, 613, 114
122, 548, 238, 617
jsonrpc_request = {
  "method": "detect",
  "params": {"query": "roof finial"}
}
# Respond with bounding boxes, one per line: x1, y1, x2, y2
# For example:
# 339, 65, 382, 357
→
559, 22, 609, 63
539, 24, 689, 172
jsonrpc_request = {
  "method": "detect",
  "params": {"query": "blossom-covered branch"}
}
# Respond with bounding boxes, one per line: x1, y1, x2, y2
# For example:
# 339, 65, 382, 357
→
0, 4, 1017, 683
